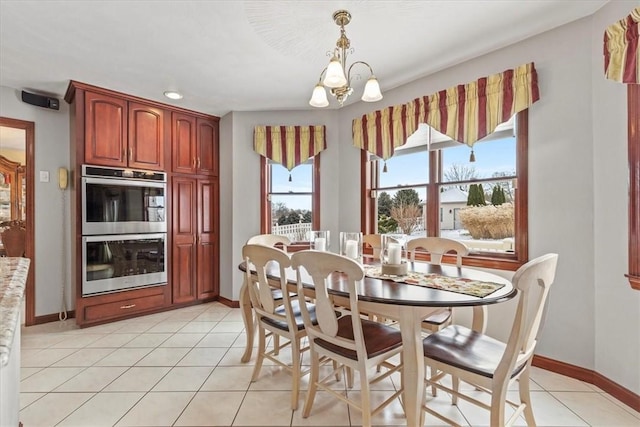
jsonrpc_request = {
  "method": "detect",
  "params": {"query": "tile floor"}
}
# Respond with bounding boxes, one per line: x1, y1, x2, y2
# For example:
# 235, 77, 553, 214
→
18, 302, 640, 426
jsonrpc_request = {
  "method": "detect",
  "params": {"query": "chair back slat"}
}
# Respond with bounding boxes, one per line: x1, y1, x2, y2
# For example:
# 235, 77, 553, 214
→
363, 234, 382, 259
496, 253, 558, 383
406, 237, 469, 267
242, 244, 291, 317
246, 234, 291, 252
291, 250, 365, 352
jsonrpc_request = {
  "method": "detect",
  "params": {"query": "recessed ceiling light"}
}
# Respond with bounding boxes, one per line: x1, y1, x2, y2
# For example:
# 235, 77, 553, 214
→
163, 91, 183, 100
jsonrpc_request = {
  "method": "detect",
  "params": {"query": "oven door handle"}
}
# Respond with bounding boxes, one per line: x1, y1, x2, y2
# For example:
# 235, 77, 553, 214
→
82, 176, 166, 189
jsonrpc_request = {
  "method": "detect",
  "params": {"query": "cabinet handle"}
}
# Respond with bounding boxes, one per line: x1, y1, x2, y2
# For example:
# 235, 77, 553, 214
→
192, 157, 196, 168
197, 157, 201, 168
120, 304, 136, 310
128, 148, 133, 160
122, 148, 126, 160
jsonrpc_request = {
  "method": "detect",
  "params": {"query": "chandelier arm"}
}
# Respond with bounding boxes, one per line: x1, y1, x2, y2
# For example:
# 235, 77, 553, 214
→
316, 67, 329, 84
346, 60, 375, 83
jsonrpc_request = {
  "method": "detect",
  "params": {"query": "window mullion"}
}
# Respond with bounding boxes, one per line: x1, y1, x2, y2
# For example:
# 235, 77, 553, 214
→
426, 150, 440, 237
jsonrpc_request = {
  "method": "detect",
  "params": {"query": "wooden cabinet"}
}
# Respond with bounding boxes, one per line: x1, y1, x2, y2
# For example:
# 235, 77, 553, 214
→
84, 92, 166, 171
171, 176, 218, 303
66, 81, 219, 326
128, 102, 167, 171
172, 113, 218, 176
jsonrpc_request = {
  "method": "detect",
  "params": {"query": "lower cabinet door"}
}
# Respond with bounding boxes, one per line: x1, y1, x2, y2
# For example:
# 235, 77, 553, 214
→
196, 178, 218, 300
172, 177, 197, 303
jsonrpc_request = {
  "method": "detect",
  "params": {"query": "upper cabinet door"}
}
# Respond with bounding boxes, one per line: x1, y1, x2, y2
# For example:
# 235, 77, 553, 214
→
196, 118, 218, 176
172, 112, 197, 174
84, 92, 127, 167
128, 102, 166, 171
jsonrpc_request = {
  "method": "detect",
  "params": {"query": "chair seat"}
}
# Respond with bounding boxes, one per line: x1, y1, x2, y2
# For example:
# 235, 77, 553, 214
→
422, 309, 451, 326
270, 289, 297, 300
261, 300, 319, 331
315, 315, 403, 360
423, 325, 526, 379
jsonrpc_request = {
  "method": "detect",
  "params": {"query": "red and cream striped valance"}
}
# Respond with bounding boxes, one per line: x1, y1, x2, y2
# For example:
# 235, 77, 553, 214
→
353, 62, 539, 160
604, 7, 640, 84
254, 125, 326, 171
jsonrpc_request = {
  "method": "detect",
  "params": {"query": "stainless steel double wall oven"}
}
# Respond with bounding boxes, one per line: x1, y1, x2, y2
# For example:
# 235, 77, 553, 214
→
81, 165, 167, 296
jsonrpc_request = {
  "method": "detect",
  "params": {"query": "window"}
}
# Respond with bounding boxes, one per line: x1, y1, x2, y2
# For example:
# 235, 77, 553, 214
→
362, 110, 528, 270
260, 156, 320, 243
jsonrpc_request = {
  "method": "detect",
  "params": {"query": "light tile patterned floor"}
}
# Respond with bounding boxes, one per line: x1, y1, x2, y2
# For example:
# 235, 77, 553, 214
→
19, 302, 640, 427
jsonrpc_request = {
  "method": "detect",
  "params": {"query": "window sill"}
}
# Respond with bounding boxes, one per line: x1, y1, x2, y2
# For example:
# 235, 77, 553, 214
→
362, 249, 525, 272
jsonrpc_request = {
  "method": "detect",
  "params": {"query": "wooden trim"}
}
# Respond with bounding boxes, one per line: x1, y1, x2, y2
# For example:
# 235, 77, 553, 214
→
627, 84, 640, 289
514, 110, 529, 263
426, 150, 440, 236
532, 354, 640, 412
360, 150, 372, 233
33, 310, 76, 325
312, 155, 321, 230
260, 157, 269, 234
217, 295, 240, 308
0, 117, 36, 326
65, 81, 220, 121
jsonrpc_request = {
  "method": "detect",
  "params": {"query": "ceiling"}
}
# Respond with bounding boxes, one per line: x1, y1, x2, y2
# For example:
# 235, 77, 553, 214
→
0, 1, 607, 117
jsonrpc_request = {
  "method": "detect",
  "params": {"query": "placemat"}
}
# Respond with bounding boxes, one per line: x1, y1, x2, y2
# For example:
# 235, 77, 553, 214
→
363, 266, 505, 298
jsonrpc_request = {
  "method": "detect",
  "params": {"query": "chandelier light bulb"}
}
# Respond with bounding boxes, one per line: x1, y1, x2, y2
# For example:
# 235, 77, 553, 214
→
323, 55, 348, 88
309, 84, 329, 107
361, 77, 383, 102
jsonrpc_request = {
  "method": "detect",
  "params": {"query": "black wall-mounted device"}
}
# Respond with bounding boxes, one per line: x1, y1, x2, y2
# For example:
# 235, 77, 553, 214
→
21, 90, 60, 110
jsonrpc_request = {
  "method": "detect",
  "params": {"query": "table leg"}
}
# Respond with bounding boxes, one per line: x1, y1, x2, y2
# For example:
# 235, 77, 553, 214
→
399, 307, 425, 427
240, 276, 254, 363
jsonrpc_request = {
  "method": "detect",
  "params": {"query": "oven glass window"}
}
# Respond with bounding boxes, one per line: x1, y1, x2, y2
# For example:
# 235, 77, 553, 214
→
85, 183, 165, 223
85, 236, 166, 292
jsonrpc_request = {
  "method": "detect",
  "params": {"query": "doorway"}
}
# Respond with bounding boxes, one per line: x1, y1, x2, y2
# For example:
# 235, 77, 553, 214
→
0, 117, 35, 325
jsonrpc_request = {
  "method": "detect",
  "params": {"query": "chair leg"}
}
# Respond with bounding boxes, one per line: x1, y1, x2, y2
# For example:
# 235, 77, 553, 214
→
519, 368, 537, 426
489, 387, 508, 427
451, 375, 459, 405
359, 365, 372, 427
346, 366, 354, 389
251, 325, 266, 382
290, 338, 301, 410
273, 335, 280, 356
303, 349, 320, 418
333, 360, 341, 382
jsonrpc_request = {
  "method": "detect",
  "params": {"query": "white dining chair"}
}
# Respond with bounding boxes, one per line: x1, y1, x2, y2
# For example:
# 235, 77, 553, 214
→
407, 237, 470, 333
291, 250, 404, 427
422, 253, 559, 427
242, 243, 310, 410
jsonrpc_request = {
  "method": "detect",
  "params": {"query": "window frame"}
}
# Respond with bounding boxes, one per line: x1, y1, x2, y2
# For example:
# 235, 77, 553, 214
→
361, 109, 529, 271
260, 155, 321, 240
627, 84, 640, 290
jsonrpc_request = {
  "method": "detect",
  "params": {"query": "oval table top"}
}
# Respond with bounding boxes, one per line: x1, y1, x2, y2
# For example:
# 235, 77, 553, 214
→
239, 259, 516, 308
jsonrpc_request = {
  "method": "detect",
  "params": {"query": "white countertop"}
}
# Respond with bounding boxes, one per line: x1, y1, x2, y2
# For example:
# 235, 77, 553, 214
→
0, 257, 30, 367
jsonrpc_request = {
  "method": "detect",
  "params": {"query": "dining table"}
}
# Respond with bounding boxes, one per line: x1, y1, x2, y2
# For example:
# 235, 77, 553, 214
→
238, 258, 516, 427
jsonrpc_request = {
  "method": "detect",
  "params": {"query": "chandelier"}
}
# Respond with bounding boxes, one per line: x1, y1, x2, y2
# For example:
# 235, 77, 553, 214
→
309, 10, 383, 108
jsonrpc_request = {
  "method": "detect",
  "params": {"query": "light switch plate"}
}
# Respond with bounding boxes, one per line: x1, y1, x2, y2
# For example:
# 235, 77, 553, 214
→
39, 170, 50, 182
